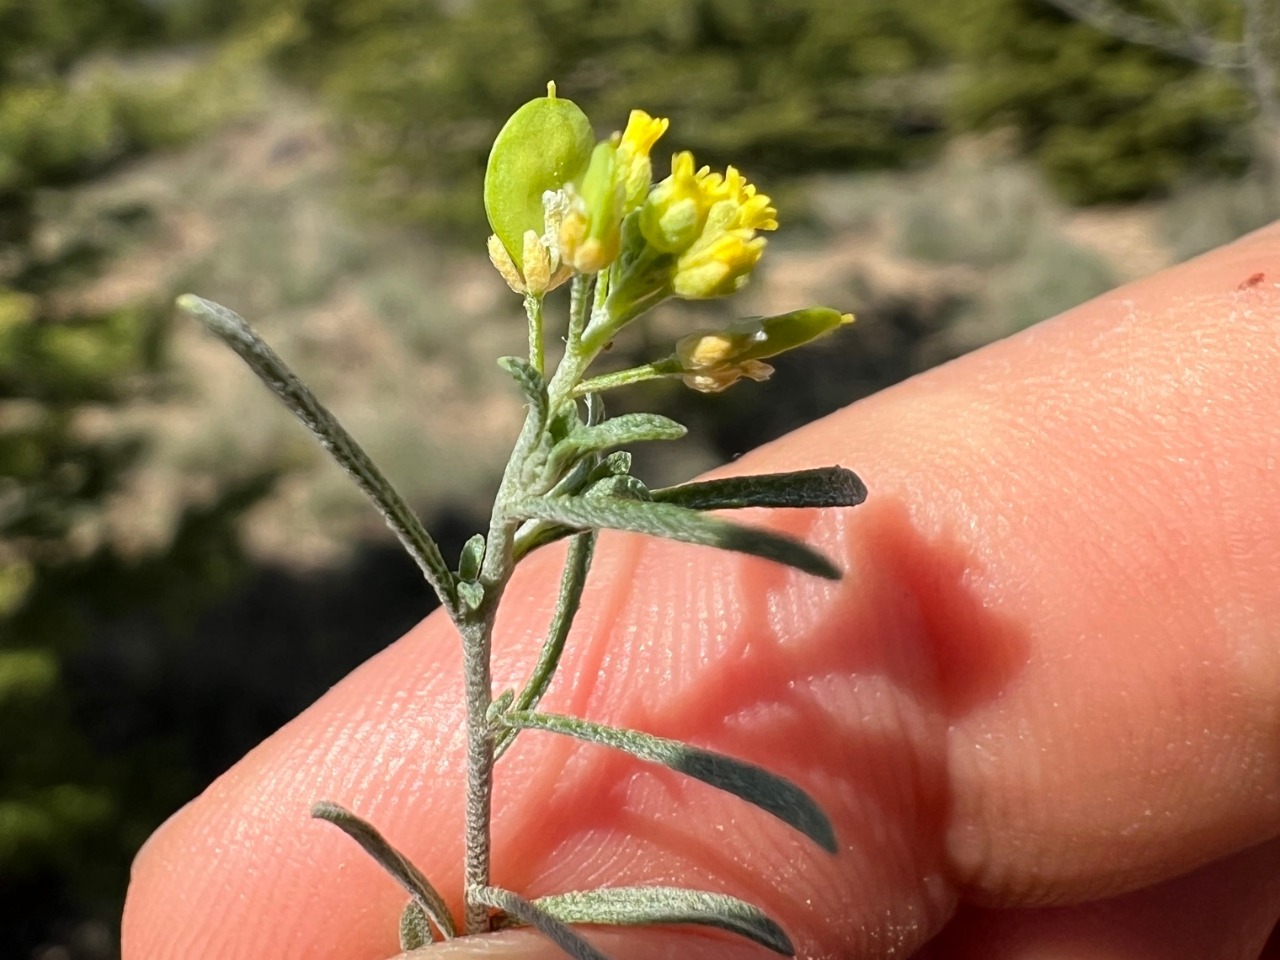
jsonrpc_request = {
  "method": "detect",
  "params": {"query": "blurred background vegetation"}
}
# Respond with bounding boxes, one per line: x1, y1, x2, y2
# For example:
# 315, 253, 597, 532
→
2, 0, 1277, 955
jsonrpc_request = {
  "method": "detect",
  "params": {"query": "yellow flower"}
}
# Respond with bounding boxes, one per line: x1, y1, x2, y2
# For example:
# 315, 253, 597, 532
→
559, 110, 670, 274
671, 230, 768, 299
638, 151, 706, 252
638, 152, 778, 299
617, 110, 669, 210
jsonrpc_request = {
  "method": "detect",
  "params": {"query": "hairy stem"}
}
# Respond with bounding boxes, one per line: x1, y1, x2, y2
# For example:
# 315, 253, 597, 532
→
572, 358, 682, 397
546, 273, 596, 404
526, 293, 545, 375
459, 364, 550, 930
459, 614, 496, 934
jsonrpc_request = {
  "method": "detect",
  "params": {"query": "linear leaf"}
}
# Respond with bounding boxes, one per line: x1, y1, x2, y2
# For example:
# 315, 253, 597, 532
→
558, 413, 686, 460
310, 801, 456, 940
471, 886, 609, 960
651, 466, 867, 511
400, 902, 432, 951
590, 450, 632, 478
178, 295, 459, 615
584, 474, 649, 501
506, 495, 841, 580
457, 533, 485, 582
518, 886, 794, 956
501, 711, 837, 853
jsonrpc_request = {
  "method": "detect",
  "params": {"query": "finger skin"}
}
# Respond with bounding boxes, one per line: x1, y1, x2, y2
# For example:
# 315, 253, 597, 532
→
123, 224, 1280, 960
915, 836, 1280, 960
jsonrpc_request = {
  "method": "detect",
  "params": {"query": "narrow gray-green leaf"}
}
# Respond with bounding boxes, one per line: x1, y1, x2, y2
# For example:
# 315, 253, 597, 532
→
457, 533, 485, 582
558, 413, 686, 461
591, 450, 631, 478
400, 902, 432, 951
496, 531, 596, 759
584, 474, 650, 501
487, 688, 515, 725
457, 580, 484, 611
498, 356, 549, 429
178, 295, 458, 616
311, 801, 457, 940
506, 495, 841, 580
651, 466, 867, 511
471, 886, 608, 960
501, 711, 837, 853
519, 886, 794, 956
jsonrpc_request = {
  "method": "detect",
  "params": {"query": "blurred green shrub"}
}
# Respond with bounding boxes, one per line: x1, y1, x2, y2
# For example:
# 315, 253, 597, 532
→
0, 10, 281, 955
182, 0, 1269, 225
894, 157, 1053, 266
946, 0, 1254, 203
242, 0, 956, 231
1162, 174, 1280, 260
987, 228, 1118, 331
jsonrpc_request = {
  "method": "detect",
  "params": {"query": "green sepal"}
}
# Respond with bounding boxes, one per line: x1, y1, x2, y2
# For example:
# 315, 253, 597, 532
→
571, 139, 624, 261
506, 495, 842, 580
499, 711, 838, 853
729, 308, 851, 363
457, 533, 485, 582
485, 86, 594, 271
310, 801, 457, 940
502, 886, 794, 956
675, 309, 852, 375
651, 465, 866, 511
472, 885, 608, 960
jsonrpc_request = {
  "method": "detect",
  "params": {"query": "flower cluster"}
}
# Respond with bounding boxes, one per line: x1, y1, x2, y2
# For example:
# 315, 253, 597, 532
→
484, 85, 850, 392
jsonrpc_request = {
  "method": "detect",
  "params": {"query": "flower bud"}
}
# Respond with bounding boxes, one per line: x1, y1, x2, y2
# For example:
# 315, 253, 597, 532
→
674, 307, 852, 392
560, 110, 669, 275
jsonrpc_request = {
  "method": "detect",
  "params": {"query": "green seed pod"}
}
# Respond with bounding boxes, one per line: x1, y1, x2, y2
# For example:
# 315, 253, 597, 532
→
678, 307, 851, 365
484, 82, 594, 271
733, 307, 853, 361
672, 308, 852, 393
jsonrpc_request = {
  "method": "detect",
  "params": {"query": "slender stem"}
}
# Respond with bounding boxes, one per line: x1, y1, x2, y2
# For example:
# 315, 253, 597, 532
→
525, 294, 545, 375
459, 614, 496, 934
458, 366, 551, 931
567, 273, 594, 352
457, 268, 610, 932
592, 266, 610, 317
546, 274, 596, 404
572, 358, 682, 397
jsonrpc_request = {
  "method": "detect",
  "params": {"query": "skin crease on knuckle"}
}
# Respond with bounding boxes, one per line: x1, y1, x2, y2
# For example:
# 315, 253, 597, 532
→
122, 224, 1280, 960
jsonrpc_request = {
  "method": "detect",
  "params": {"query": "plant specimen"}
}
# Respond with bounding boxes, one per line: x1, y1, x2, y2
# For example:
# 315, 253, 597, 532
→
178, 84, 865, 959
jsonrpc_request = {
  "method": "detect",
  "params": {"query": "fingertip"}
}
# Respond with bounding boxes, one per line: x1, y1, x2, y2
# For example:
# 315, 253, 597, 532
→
394, 926, 782, 960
